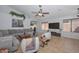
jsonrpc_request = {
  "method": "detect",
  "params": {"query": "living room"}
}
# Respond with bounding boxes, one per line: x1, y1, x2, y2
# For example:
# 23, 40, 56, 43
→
0, 5, 79, 53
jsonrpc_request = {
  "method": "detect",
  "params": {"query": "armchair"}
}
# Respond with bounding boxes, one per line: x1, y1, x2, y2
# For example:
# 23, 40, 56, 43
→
42, 31, 51, 41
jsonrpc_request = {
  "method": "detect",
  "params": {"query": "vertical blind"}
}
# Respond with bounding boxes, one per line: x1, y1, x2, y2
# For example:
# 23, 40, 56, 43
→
41, 22, 48, 31
63, 18, 79, 33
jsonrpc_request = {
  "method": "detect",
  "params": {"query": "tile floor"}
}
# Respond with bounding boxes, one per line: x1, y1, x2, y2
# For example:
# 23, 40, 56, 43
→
38, 36, 79, 53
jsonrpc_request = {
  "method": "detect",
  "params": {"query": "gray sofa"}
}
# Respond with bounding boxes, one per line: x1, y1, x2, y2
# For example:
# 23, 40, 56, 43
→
0, 29, 32, 52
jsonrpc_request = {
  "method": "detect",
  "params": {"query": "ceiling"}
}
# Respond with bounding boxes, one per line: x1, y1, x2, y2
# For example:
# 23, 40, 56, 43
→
9, 5, 79, 19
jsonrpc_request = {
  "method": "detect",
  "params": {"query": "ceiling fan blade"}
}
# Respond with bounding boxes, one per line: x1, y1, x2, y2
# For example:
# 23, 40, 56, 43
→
32, 5, 49, 17
43, 12, 49, 14
40, 9, 42, 13
35, 14, 38, 16
42, 14, 44, 17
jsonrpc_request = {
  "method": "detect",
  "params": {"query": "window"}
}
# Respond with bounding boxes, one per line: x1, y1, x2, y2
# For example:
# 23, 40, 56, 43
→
12, 19, 24, 27
63, 18, 79, 33
72, 19, 79, 33
41, 22, 48, 31
63, 20, 71, 32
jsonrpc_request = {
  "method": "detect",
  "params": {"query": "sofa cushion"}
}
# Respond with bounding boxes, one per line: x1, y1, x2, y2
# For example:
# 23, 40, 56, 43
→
0, 36, 13, 50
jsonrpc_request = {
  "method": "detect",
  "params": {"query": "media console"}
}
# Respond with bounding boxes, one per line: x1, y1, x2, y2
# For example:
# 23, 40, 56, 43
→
51, 32, 61, 37
49, 22, 61, 36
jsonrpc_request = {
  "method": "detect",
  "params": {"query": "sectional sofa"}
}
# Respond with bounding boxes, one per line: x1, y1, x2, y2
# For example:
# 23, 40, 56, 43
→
0, 29, 33, 52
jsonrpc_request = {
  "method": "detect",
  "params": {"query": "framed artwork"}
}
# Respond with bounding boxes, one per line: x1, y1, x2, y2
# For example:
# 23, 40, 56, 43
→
12, 19, 24, 27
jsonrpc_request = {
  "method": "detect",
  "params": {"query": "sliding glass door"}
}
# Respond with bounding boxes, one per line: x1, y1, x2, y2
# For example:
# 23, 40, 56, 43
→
72, 19, 79, 33
63, 20, 71, 32
63, 18, 79, 33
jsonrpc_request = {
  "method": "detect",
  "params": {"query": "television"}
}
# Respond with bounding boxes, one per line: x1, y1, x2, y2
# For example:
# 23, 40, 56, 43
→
49, 23, 60, 29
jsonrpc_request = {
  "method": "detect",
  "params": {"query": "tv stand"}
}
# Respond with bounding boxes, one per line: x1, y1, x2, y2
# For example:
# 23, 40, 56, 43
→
51, 32, 61, 37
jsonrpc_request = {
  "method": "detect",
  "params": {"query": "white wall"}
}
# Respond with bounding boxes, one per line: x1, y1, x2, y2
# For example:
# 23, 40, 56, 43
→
37, 18, 63, 33
24, 18, 34, 29
0, 13, 12, 29
38, 16, 79, 39
0, 6, 31, 30
0, 5, 79, 39
61, 32, 79, 39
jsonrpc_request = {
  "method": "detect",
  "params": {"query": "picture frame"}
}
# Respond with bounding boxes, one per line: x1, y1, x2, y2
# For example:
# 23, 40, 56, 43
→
12, 19, 24, 27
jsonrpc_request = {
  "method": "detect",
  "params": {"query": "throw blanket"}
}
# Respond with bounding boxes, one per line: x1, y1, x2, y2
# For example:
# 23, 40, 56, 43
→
21, 37, 35, 52
25, 37, 35, 51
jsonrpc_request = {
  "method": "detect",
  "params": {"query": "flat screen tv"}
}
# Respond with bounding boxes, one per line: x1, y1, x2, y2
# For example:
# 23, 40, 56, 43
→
49, 23, 60, 29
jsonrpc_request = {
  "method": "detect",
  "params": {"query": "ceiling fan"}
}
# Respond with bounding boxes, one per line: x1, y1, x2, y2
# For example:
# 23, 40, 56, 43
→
32, 5, 49, 17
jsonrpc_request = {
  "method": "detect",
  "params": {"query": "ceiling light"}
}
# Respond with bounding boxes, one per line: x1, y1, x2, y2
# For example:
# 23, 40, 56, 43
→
38, 13, 42, 16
